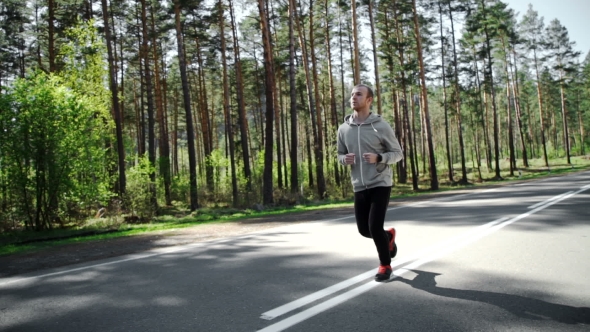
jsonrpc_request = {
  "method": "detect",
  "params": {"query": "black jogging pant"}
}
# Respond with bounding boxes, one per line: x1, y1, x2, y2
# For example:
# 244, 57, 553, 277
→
354, 186, 392, 266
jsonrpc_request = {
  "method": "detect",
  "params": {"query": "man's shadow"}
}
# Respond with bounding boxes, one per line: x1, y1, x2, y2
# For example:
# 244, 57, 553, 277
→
396, 270, 590, 325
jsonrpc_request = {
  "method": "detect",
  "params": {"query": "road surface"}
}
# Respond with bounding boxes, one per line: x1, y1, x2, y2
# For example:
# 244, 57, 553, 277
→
1, 171, 589, 331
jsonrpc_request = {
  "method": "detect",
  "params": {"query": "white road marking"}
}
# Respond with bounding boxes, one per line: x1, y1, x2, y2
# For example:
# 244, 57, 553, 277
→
260, 217, 507, 321
257, 186, 589, 332
0, 242, 207, 287
527, 191, 573, 209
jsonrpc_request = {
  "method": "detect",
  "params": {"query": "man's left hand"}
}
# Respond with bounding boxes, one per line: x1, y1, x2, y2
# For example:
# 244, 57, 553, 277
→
362, 153, 379, 164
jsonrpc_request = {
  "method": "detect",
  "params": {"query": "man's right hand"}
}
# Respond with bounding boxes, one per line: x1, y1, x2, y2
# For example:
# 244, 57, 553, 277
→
344, 153, 356, 165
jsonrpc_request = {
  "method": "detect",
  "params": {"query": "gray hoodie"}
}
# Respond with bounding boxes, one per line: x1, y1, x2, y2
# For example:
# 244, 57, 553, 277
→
337, 113, 403, 192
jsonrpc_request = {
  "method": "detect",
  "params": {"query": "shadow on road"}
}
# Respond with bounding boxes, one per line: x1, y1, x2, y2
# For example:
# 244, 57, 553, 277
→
396, 269, 590, 325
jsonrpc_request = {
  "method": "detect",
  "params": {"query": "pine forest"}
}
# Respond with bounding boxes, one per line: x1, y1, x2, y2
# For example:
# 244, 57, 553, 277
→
1, 0, 589, 232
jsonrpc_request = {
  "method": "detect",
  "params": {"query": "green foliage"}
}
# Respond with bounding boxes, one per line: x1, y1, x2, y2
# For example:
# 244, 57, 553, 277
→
124, 155, 157, 220
0, 70, 114, 230
169, 174, 190, 205
0, 21, 114, 231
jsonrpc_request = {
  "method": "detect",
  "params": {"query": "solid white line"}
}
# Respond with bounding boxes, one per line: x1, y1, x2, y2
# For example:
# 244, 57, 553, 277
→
527, 191, 573, 209
257, 187, 588, 332
259, 217, 507, 321
258, 219, 503, 332
0, 242, 206, 287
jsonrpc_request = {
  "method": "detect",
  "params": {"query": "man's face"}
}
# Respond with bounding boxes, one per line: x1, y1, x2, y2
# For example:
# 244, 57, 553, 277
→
350, 86, 372, 111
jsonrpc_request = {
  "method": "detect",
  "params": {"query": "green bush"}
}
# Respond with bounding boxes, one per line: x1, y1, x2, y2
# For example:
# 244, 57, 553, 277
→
124, 156, 157, 220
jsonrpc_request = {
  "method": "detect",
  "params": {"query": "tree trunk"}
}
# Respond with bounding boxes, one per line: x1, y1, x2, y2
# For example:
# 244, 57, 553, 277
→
351, 0, 361, 84
228, 0, 253, 191
480, 0, 501, 180
257, 0, 275, 205
390, 4, 411, 186
438, 2, 453, 183
101, 0, 126, 195
288, 0, 299, 194
308, 0, 327, 199
337, 4, 347, 122
150, 7, 171, 205
270, 10, 284, 191
173, 0, 198, 210
48, 0, 56, 72
324, 0, 341, 187
559, 73, 571, 164
194, 37, 214, 192
447, 1, 468, 183
412, 0, 438, 190
532, 49, 550, 167
172, 87, 179, 176
219, 0, 238, 206
368, 0, 382, 115
509, 46, 529, 167
294, 0, 323, 197
139, 0, 158, 208
501, 40, 516, 175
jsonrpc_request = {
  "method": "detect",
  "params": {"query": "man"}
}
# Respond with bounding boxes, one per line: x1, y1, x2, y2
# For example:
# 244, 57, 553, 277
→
337, 84, 404, 281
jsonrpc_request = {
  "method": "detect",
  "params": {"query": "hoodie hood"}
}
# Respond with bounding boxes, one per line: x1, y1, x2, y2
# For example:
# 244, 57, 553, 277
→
344, 112, 383, 126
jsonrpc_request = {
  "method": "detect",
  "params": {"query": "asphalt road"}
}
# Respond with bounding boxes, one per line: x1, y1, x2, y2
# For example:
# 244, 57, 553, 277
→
1, 171, 589, 332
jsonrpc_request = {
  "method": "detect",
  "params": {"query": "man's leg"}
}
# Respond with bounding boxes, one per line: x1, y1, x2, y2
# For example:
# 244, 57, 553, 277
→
368, 186, 392, 266
354, 189, 372, 238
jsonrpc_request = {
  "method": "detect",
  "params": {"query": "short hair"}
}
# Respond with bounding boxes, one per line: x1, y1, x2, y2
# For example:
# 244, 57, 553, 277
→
354, 84, 374, 99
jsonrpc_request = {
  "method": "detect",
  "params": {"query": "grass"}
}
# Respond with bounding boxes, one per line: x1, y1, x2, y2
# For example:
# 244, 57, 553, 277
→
1, 155, 589, 257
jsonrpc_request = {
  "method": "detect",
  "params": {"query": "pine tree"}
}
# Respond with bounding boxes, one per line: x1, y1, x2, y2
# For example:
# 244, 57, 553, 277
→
173, 0, 198, 210
0, 0, 30, 82
519, 4, 550, 167
545, 19, 580, 164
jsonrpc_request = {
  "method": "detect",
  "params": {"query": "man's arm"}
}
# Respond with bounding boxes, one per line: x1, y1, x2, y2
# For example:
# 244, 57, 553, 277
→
337, 127, 354, 165
380, 123, 403, 164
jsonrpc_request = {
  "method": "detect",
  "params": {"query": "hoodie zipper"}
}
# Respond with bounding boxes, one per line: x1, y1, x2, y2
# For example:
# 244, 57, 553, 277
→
357, 123, 365, 187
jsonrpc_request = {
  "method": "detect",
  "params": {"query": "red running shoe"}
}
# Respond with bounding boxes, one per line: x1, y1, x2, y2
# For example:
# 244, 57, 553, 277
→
375, 265, 392, 281
388, 228, 397, 258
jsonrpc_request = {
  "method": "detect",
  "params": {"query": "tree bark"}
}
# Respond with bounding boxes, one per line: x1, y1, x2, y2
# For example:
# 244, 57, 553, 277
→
351, 0, 361, 84
257, 0, 275, 205
228, 0, 253, 191
150, 7, 171, 205
194, 36, 214, 191
219, 0, 238, 206
308, 0, 327, 199
390, 3, 411, 186
412, 0, 438, 190
368, 0, 382, 115
173, 0, 198, 210
509, 46, 529, 168
324, 0, 341, 187
559, 73, 571, 164
139, 0, 158, 208
48, 0, 56, 72
447, 0, 468, 183
101, 0, 126, 195
293, 0, 323, 197
479, 0, 502, 180
288, 0, 299, 194
438, 2, 453, 183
